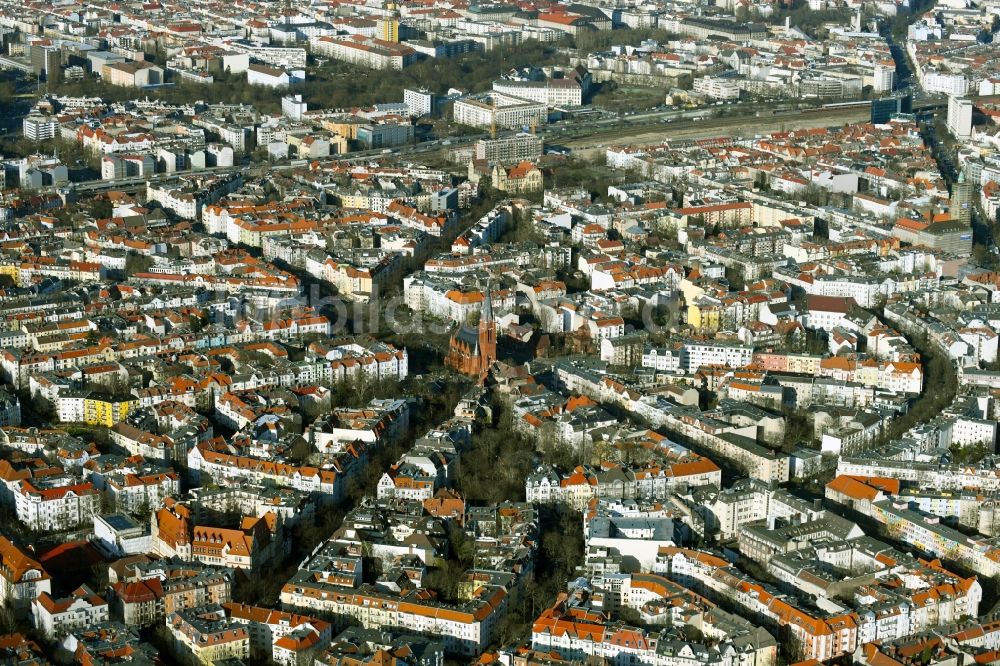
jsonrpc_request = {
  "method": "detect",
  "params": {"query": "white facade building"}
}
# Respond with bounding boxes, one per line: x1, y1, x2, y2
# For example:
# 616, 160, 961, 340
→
15, 480, 101, 531
947, 96, 973, 139
32, 586, 109, 637
873, 64, 895, 92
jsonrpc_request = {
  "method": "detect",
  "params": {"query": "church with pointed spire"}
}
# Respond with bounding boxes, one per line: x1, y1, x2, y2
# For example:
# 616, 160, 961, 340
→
445, 286, 497, 380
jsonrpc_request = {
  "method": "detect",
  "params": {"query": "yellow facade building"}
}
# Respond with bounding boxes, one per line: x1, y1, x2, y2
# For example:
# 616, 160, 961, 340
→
84, 394, 137, 427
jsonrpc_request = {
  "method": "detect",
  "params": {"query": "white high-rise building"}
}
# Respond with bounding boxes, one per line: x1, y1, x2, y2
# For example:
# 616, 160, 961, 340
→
23, 115, 58, 141
873, 64, 895, 93
403, 88, 435, 117
281, 94, 307, 120
947, 95, 973, 139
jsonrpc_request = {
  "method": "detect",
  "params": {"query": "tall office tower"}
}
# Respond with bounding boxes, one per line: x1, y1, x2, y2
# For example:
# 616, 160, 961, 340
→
951, 172, 973, 225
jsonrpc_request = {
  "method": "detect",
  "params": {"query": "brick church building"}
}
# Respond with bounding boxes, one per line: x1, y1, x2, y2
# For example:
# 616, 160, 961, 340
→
445, 288, 496, 380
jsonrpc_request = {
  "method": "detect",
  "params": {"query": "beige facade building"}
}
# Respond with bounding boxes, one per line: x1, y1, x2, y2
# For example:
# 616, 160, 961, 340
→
310, 35, 418, 70
453, 93, 547, 130
102, 61, 163, 87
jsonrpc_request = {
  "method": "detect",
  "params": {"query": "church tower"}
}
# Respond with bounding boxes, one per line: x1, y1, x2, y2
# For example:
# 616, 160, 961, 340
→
445, 284, 498, 379
477, 285, 497, 378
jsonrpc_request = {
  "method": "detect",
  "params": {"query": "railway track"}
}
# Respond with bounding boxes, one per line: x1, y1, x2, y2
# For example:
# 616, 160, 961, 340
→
562, 105, 875, 157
